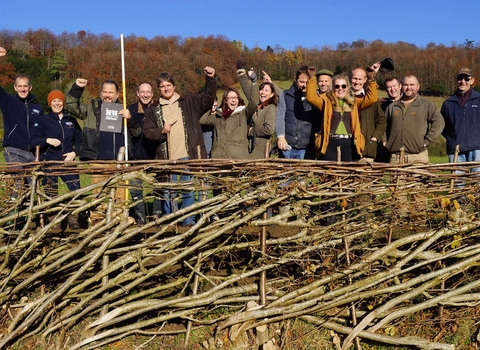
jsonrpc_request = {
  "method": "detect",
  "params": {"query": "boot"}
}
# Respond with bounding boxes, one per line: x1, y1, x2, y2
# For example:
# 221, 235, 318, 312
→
133, 202, 147, 225
77, 210, 90, 229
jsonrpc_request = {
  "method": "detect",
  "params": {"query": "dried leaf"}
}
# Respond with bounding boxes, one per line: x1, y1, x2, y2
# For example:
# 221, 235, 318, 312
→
385, 326, 397, 336
453, 199, 460, 210
440, 197, 450, 208
451, 235, 462, 249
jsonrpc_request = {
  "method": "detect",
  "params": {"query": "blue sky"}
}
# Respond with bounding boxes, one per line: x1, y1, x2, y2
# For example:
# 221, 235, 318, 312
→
1, 0, 479, 50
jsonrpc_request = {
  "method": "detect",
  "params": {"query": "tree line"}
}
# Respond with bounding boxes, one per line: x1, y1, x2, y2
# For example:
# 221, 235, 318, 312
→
0, 28, 478, 111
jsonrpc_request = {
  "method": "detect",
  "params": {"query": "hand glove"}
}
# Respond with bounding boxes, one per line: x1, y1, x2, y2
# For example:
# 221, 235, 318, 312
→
236, 60, 246, 70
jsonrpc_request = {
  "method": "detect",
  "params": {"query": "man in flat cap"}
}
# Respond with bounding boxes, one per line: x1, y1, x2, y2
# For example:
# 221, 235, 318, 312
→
441, 68, 480, 172
316, 69, 333, 95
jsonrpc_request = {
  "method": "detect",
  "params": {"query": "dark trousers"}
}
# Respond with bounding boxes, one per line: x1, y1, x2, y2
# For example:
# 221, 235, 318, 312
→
320, 137, 356, 161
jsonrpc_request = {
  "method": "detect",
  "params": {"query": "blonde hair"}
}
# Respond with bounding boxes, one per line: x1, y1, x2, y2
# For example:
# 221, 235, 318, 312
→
327, 74, 355, 112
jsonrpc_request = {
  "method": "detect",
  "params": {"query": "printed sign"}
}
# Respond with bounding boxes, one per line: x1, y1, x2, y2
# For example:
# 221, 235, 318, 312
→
100, 102, 123, 133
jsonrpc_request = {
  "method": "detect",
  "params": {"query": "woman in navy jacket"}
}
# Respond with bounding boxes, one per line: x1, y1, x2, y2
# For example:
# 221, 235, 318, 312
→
31, 90, 83, 229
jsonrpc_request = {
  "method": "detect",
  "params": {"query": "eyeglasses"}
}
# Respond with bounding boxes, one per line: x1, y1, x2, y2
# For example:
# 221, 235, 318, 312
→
457, 76, 471, 82
334, 84, 347, 89
226, 96, 238, 101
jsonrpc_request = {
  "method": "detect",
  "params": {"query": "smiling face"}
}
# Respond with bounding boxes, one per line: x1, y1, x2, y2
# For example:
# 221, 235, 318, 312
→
225, 91, 239, 110
50, 98, 64, 114
385, 79, 402, 100
14, 77, 32, 99
159, 81, 176, 101
401, 76, 420, 101
350, 68, 367, 94
137, 83, 153, 106
259, 84, 274, 104
457, 74, 474, 93
333, 78, 349, 99
317, 74, 332, 93
101, 83, 119, 103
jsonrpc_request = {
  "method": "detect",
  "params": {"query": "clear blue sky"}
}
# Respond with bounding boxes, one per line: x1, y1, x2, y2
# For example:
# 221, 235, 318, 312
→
1, 0, 479, 50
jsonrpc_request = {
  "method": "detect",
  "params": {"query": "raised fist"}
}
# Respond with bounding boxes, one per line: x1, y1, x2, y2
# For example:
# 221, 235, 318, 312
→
76, 78, 88, 87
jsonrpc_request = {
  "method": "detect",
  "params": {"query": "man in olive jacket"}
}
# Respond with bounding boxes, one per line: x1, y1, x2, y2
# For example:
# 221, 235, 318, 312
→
66, 78, 140, 223
385, 75, 444, 163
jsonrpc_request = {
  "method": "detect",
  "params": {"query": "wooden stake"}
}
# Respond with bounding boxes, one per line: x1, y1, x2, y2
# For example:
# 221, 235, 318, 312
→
259, 141, 270, 305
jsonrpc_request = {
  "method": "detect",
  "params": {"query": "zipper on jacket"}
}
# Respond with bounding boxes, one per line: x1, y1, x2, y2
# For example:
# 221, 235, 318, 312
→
59, 118, 66, 153
7, 124, 17, 139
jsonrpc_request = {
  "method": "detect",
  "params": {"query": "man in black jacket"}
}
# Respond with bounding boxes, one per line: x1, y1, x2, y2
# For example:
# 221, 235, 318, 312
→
350, 67, 386, 162
128, 82, 161, 224
0, 46, 44, 201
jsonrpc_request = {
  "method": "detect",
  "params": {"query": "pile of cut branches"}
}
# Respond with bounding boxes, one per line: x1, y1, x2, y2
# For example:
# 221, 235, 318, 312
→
0, 159, 479, 349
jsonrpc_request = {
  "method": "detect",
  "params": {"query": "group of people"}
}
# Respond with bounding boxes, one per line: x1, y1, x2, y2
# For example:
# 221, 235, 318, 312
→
277, 63, 479, 172
1, 43, 478, 229
276, 63, 446, 165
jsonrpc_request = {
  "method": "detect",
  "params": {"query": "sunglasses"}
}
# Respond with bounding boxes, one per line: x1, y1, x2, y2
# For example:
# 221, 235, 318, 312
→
457, 76, 471, 82
334, 84, 347, 89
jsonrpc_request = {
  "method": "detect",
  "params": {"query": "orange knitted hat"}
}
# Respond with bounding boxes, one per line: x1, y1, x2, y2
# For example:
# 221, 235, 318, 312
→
47, 89, 65, 106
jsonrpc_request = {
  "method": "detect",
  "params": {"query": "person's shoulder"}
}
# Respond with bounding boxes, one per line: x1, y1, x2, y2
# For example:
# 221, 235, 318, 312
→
417, 96, 437, 107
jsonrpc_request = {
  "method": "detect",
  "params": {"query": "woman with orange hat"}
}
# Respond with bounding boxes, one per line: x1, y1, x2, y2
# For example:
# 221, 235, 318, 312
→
31, 89, 84, 230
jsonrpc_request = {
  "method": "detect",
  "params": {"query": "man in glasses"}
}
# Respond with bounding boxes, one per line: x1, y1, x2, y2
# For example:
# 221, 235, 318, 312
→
441, 68, 480, 172
385, 75, 444, 164
350, 67, 386, 162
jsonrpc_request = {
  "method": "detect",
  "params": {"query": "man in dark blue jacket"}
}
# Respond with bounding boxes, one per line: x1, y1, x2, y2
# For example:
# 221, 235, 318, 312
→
0, 47, 44, 200
441, 68, 480, 172
276, 66, 318, 159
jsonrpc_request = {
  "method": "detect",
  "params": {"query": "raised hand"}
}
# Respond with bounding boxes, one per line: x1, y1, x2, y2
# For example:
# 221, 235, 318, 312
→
76, 78, 88, 87
262, 71, 272, 83
204, 66, 215, 77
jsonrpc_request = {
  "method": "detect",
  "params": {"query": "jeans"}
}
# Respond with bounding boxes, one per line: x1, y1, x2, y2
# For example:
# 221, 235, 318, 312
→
163, 157, 195, 226
448, 150, 480, 173
281, 148, 306, 159
43, 171, 80, 197
203, 130, 213, 159
4, 147, 36, 199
